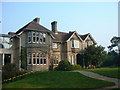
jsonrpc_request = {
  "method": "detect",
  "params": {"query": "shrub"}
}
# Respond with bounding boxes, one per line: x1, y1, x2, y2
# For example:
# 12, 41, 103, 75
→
72, 65, 82, 70
2, 63, 25, 81
57, 60, 73, 71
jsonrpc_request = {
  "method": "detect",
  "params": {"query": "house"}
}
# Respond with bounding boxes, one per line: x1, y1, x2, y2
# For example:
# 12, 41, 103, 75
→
0, 33, 13, 70
1, 17, 96, 71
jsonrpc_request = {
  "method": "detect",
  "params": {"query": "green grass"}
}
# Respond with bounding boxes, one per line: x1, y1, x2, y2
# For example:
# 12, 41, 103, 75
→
85, 67, 120, 79
3, 71, 114, 88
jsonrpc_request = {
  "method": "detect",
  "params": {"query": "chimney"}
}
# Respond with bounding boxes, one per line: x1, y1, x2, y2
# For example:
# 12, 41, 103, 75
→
51, 21, 58, 34
33, 17, 40, 24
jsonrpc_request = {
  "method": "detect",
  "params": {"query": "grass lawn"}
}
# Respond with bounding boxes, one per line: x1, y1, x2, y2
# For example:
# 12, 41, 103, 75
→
2, 71, 114, 88
85, 67, 120, 79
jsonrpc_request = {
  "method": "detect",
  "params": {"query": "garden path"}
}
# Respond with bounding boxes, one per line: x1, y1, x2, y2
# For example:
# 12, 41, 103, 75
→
78, 71, 120, 89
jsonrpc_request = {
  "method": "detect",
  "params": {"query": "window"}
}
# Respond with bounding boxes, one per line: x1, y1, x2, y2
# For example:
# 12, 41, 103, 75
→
28, 32, 46, 44
52, 43, 57, 48
33, 53, 36, 64
39, 33, 43, 43
28, 32, 32, 43
32, 32, 36, 43
29, 53, 47, 65
43, 33, 46, 43
36, 53, 39, 65
71, 40, 79, 48
36, 32, 39, 43
86, 41, 92, 47
53, 55, 59, 65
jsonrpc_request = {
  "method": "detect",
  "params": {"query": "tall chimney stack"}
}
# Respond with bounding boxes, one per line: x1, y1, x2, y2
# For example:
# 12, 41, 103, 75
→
51, 21, 58, 34
33, 17, 40, 24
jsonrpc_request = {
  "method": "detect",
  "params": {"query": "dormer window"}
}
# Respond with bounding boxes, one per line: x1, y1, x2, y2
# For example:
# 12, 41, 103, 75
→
71, 40, 79, 48
86, 41, 92, 47
39, 33, 43, 43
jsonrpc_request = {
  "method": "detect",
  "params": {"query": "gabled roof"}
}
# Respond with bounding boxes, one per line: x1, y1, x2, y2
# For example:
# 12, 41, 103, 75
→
52, 31, 73, 42
79, 34, 89, 41
16, 21, 51, 34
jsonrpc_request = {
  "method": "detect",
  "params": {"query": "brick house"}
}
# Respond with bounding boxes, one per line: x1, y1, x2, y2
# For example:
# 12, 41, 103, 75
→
1, 17, 96, 71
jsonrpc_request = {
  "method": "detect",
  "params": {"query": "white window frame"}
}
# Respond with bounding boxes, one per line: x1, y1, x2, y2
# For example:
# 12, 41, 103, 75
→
32, 32, 36, 43
86, 41, 92, 47
39, 33, 43, 44
36, 32, 39, 43
32, 53, 36, 65
52, 43, 57, 48
43, 33, 46, 44
71, 40, 79, 48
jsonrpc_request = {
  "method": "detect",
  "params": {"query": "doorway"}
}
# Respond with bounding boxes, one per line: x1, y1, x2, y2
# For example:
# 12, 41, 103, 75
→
4, 54, 11, 65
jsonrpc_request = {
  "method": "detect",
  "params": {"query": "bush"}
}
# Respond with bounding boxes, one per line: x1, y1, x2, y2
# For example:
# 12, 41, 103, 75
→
2, 63, 25, 81
57, 60, 73, 71
72, 65, 82, 70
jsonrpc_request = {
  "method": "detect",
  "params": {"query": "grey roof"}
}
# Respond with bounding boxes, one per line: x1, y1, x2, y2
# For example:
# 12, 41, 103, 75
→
16, 21, 51, 34
15, 18, 93, 43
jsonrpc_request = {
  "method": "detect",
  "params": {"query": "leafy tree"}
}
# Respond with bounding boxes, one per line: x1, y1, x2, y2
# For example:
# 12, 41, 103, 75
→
101, 50, 119, 67
108, 36, 120, 54
83, 45, 107, 67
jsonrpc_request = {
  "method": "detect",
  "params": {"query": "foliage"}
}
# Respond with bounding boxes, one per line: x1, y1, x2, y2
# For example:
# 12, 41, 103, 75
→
57, 60, 73, 71
3, 71, 114, 88
101, 50, 119, 67
49, 56, 55, 71
83, 45, 107, 67
108, 36, 120, 51
21, 47, 27, 70
2, 63, 25, 80
72, 65, 82, 70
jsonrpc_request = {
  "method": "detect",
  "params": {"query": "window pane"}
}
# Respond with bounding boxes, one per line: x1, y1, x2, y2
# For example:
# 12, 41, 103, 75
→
33, 58, 36, 64
37, 58, 39, 64
40, 59, 43, 64
44, 59, 46, 64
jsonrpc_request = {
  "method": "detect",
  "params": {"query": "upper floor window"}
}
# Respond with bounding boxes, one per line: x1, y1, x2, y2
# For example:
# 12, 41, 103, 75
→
28, 32, 46, 44
43, 33, 46, 43
86, 41, 92, 47
32, 32, 36, 43
52, 43, 57, 48
71, 40, 79, 48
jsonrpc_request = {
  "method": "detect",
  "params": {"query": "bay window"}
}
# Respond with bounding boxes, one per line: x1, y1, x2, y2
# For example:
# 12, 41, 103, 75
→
28, 53, 47, 65
28, 32, 46, 44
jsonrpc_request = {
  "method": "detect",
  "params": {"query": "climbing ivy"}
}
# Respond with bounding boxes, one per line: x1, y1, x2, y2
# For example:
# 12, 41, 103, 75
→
21, 47, 27, 70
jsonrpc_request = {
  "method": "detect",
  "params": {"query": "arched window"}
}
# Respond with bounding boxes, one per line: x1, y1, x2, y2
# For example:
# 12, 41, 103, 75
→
0, 44, 4, 48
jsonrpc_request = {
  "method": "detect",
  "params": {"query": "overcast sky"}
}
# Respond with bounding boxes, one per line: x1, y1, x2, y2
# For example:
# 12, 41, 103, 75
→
1, 2, 118, 51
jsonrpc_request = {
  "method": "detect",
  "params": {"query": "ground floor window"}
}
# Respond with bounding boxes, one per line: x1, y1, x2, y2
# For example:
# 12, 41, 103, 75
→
28, 53, 47, 65
53, 55, 59, 65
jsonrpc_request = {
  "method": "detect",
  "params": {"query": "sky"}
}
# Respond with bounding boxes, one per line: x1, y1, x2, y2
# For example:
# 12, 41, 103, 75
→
1, 2, 118, 51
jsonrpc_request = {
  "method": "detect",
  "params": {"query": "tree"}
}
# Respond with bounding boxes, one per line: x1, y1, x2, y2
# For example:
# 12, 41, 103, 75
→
108, 36, 120, 54
83, 45, 107, 67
